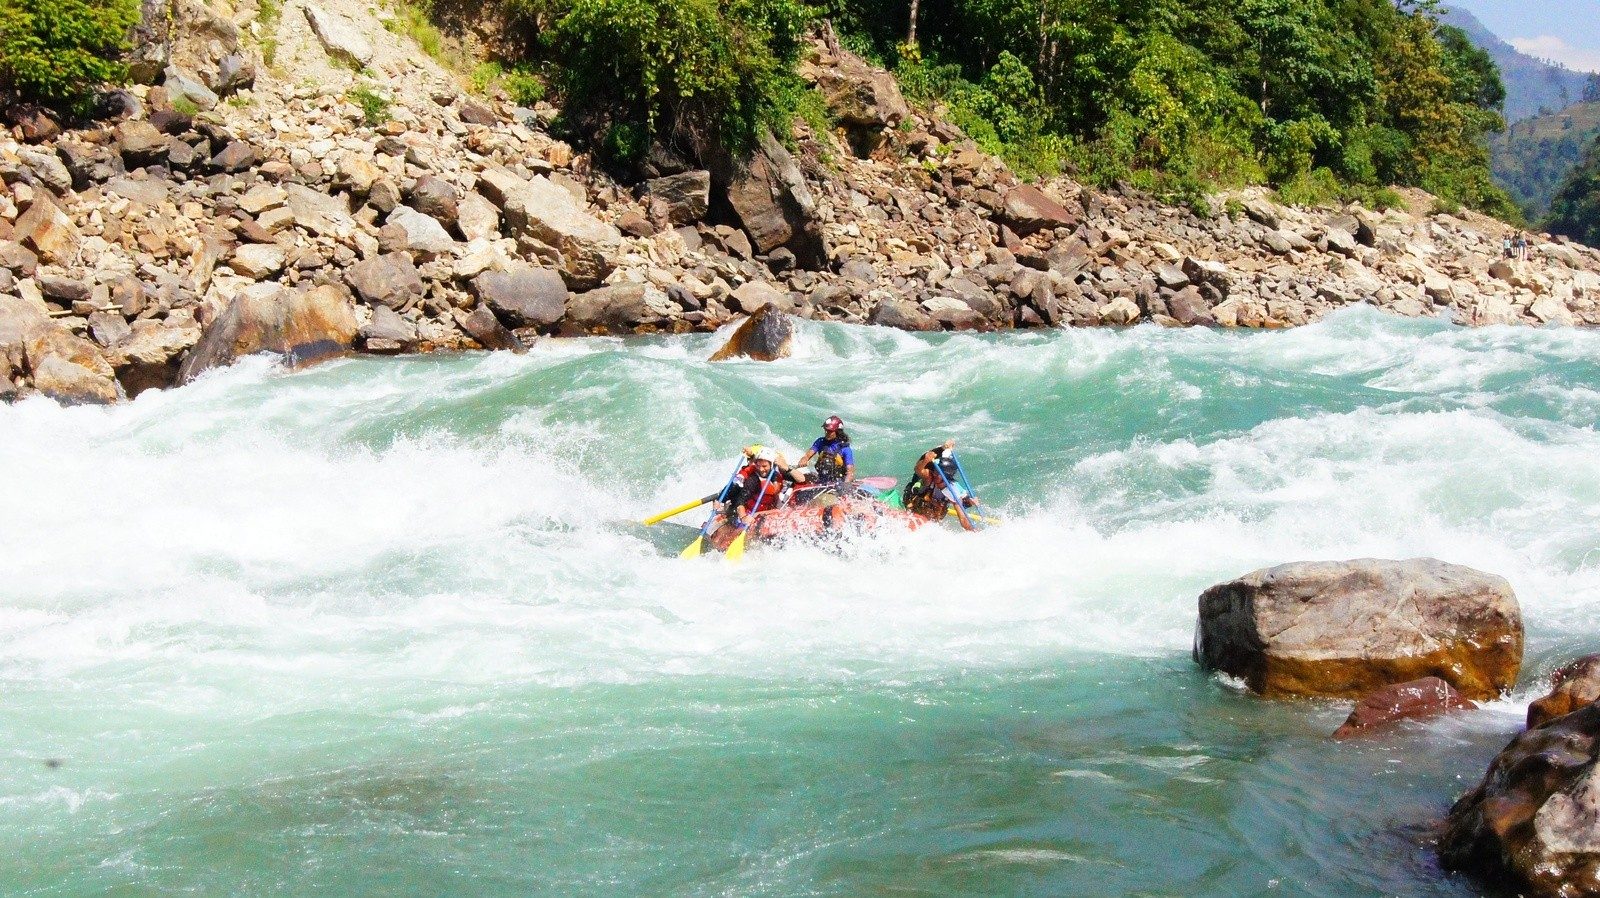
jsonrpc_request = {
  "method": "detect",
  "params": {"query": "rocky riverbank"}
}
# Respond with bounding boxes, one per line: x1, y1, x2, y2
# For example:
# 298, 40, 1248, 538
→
6, 0, 1600, 404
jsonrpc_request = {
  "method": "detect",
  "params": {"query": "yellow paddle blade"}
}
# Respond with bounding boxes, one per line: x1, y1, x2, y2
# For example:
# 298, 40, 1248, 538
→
947, 507, 1001, 526
679, 536, 705, 559
644, 497, 710, 526
725, 531, 750, 562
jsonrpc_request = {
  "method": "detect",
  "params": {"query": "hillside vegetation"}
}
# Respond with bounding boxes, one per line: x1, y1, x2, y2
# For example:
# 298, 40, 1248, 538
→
3, 0, 1517, 219
1491, 100, 1600, 219
1547, 134, 1600, 246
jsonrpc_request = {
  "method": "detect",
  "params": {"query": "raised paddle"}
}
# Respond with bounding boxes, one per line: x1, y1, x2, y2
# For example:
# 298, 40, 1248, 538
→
680, 458, 748, 559
642, 493, 719, 526
725, 465, 778, 562
947, 450, 996, 527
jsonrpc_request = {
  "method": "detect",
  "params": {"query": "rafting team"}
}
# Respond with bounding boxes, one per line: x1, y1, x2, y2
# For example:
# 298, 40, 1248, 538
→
719, 415, 980, 534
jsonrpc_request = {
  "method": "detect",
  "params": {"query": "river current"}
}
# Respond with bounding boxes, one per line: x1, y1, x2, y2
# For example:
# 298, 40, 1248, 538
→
4, 307, 1597, 895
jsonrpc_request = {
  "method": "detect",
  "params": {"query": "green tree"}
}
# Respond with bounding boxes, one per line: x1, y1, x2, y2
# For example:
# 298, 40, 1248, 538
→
1546, 134, 1600, 246
0, 0, 139, 111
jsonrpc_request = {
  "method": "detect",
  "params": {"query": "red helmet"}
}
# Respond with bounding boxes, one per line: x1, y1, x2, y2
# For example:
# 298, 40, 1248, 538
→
823, 415, 843, 432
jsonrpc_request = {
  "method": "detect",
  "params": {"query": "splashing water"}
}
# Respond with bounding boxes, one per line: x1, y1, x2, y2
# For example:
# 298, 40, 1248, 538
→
2, 307, 1594, 895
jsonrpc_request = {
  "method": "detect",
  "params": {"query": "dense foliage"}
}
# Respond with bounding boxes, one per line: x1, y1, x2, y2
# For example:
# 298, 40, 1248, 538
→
0, 0, 138, 111
821, 0, 1514, 213
1544, 135, 1600, 247
509, 0, 811, 161
1491, 102, 1600, 219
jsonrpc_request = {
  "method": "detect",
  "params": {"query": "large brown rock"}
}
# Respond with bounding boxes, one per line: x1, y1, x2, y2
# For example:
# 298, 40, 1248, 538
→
1529, 655, 1600, 729
345, 253, 424, 309
708, 131, 828, 270
12, 194, 79, 265
1194, 559, 1523, 700
1441, 703, 1600, 897
475, 167, 620, 289
708, 305, 793, 362
177, 285, 358, 383
1331, 677, 1476, 739
104, 318, 201, 397
24, 323, 119, 405
471, 267, 567, 328
1000, 185, 1077, 235
642, 171, 711, 226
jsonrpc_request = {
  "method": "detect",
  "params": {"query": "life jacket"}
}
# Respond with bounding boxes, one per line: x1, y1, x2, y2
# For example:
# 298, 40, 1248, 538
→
901, 451, 960, 519
813, 434, 851, 484
739, 469, 785, 513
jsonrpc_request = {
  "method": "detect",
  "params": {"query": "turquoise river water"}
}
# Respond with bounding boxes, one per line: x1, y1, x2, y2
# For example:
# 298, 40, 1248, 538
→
3, 307, 1598, 896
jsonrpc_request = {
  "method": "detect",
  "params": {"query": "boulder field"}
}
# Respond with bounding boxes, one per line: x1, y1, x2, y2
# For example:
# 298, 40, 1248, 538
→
7, 0, 1600, 403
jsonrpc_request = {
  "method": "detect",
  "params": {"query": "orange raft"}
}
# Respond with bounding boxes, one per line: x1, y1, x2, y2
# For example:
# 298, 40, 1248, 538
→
707, 492, 929, 553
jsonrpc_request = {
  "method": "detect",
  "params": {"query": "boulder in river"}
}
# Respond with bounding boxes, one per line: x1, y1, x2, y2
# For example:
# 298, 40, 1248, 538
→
1194, 558, 1522, 700
708, 305, 793, 362
1331, 677, 1476, 739
1440, 703, 1600, 897
1528, 654, 1600, 729
178, 285, 358, 383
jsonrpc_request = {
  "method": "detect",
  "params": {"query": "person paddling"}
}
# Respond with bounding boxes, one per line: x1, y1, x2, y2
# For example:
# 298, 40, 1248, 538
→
734, 447, 801, 527
797, 415, 855, 486
902, 439, 978, 531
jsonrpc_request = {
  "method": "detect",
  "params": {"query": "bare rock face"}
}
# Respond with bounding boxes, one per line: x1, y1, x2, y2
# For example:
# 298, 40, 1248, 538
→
177, 285, 358, 384
1441, 703, 1600, 897
1194, 559, 1523, 700
1331, 677, 1477, 739
709, 131, 828, 271
708, 305, 793, 362
1529, 655, 1600, 729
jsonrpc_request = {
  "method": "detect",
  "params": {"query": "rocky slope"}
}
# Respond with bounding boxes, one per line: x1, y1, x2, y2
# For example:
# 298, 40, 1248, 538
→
6, 0, 1600, 404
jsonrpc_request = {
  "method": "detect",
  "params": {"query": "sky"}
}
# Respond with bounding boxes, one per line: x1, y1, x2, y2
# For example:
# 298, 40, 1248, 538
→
1447, 0, 1600, 72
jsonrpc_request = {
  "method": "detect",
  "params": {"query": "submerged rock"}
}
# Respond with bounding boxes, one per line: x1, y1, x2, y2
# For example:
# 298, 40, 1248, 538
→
1194, 558, 1522, 700
708, 305, 793, 362
1331, 677, 1476, 739
1441, 703, 1600, 897
1529, 655, 1600, 729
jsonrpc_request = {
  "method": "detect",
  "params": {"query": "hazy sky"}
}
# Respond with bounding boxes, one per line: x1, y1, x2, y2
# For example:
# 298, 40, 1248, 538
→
1447, 0, 1600, 71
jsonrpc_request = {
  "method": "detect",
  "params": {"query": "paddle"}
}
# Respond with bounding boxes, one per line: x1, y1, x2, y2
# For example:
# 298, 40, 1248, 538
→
947, 450, 996, 528
725, 465, 778, 562
642, 493, 720, 526
679, 459, 748, 559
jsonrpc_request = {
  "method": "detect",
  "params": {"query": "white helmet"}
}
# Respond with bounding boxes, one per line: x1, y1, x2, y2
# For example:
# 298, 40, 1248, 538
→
755, 448, 777, 462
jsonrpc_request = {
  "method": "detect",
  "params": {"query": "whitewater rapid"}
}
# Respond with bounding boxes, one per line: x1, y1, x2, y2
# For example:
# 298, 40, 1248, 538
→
2, 307, 1596, 895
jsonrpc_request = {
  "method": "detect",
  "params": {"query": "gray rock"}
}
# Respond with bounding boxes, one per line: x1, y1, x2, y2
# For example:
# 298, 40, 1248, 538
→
708, 131, 828, 270
87, 311, 132, 347
1153, 261, 1190, 290
163, 64, 219, 111
345, 253, 424, 309
1195, 558, 1523, 700
455, 191, 499, 242
105, 177, 169, 206
1166, 286, 1215, 326
476, 167, 622, 289
407, 175, 459, 226
380, 206, 455, 258
360, 305, 416, 352
284, 184, 357, 239
869, 297, 936, 331
643, 170, 711, 225
1324, 227, 1359, 257
455, 303, 523, 351
303, 3, 373, 68
213, 52, 255, 96
471, 267, 567, 328
728, 280, 789, 314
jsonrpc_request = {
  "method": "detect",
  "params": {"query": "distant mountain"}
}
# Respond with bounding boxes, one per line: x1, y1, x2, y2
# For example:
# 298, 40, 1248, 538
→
1439, 5, 1592, 123
1490, 101, 1600, 218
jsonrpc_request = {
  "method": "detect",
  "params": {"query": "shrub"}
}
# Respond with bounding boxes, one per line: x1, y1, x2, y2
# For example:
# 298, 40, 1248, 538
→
0, 0, 139, 110
347, 85, 391, 126
502, 67, 544, 106
548, 0, 811, 159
